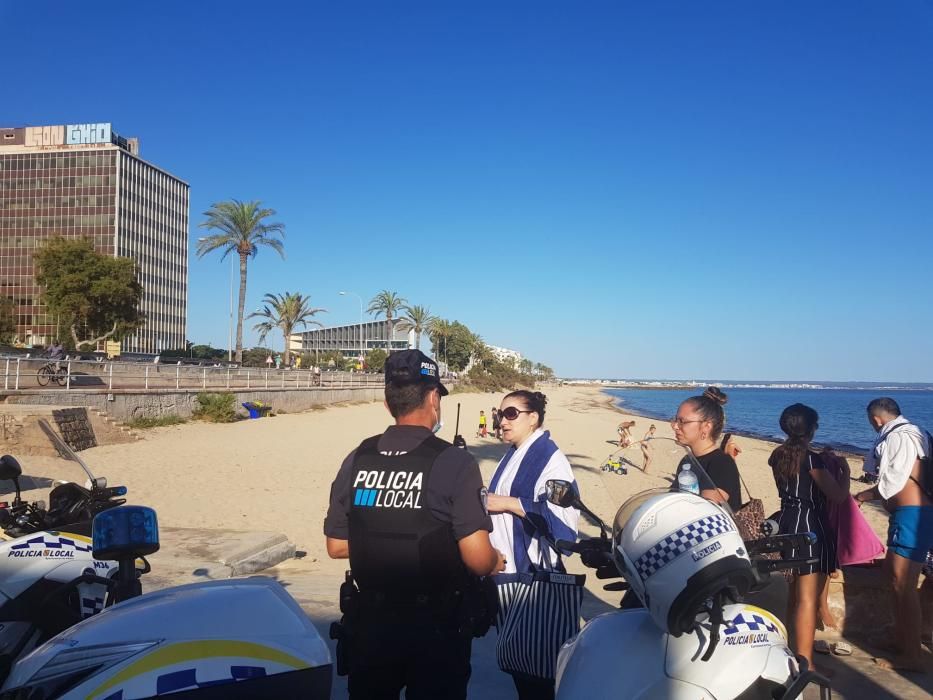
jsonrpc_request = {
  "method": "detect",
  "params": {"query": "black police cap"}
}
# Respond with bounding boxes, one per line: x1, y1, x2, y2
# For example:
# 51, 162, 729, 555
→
385, 350, 449, 396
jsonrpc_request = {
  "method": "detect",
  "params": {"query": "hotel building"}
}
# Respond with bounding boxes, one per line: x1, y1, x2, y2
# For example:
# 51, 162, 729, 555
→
291, 321, 414, 360
0, 122, 188, 354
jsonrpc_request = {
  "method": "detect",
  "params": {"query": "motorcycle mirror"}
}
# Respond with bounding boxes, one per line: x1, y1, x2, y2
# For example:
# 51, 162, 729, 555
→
0, 455, 22, 481
545, 479, 578, 509
545, 478, 611, 537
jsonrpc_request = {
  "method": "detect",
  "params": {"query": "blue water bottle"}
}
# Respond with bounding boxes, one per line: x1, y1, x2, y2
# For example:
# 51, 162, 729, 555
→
677, 463, 700, 495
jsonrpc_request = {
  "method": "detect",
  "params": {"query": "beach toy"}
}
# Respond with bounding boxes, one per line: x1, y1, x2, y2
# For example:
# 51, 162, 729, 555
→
602, 458, 627, 475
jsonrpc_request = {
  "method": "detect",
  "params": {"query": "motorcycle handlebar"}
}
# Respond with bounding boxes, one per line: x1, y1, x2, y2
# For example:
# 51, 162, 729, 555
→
556, 538, 611, 554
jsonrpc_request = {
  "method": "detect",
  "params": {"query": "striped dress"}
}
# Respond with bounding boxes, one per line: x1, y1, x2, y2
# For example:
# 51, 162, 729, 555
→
770, 450, 838, 575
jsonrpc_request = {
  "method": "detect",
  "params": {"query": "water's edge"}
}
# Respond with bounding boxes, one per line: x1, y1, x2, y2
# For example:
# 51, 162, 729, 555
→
604, 390, 870, 458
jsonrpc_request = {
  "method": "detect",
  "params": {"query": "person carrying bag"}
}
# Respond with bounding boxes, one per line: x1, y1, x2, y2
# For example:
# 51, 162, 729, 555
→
495, 539, 585, 686
486, 391, 581, 699
823, 450, 885, 565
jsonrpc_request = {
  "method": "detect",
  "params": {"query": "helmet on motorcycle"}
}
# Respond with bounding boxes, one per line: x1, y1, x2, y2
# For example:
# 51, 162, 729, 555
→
612, 490, 753, 636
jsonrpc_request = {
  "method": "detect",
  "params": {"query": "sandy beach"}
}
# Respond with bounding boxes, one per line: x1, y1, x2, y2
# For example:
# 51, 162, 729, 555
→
79, 385, 881, 576
17, 385, 926, 699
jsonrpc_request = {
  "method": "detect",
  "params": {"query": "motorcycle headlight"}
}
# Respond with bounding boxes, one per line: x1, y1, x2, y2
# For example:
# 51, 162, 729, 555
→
13, 641, 158, 698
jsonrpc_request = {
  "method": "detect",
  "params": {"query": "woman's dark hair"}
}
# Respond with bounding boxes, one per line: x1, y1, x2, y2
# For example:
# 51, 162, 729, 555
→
504, 390, 547, 427
720, 432, 733, 451
771, 403, 819, 483
683, 387, 728, 441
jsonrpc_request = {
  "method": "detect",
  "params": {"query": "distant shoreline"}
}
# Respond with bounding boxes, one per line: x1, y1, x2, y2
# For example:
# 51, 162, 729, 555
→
564, 380, 933, 391
601, 388, 870, 459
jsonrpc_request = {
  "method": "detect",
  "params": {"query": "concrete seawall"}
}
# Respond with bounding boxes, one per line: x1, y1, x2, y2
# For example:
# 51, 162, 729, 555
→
2, 387, 382, 421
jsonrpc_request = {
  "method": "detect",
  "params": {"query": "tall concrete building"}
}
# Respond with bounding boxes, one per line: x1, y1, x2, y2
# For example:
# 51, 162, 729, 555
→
0, 122, 188, 354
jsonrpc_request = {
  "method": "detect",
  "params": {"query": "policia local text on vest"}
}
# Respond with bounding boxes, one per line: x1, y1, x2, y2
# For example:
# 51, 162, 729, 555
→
324, 350, 506, 699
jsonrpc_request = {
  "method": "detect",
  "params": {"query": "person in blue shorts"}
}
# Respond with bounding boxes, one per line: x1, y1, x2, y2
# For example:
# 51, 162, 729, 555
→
855, 397, 933, 673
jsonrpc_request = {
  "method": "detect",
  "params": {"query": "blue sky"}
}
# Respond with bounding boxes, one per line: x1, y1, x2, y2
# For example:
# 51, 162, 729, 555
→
4, 1, 932, 381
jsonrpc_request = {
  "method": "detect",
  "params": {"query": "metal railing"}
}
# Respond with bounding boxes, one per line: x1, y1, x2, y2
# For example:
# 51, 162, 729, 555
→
1, 356, 385, 392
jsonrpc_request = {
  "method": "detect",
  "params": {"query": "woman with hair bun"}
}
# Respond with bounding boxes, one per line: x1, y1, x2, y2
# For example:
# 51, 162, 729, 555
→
768, 403, 849, 670
487, 389, 579, 698
671, 387, 742, 510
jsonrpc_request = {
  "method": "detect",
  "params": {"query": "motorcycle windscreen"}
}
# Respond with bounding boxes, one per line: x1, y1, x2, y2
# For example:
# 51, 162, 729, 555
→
611, 437, 731, 537
0, 417, 100, 507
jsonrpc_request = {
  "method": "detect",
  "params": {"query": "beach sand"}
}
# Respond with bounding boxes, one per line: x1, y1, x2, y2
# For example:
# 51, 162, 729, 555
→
80, 385, 879, 577
66, 385, 928, 699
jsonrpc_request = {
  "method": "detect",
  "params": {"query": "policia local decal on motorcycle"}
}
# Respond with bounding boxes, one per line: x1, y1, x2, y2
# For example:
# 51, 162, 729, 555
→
7, 534, 92, 558
352, 469, 424, 509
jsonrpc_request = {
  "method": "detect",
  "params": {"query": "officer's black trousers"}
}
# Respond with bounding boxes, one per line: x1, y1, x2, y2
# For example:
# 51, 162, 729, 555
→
348, 619, 472, 699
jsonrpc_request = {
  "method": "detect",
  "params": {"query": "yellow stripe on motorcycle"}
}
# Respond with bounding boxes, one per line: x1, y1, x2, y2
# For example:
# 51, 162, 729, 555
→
739, 604, 788, 641
87, 640, 310, 699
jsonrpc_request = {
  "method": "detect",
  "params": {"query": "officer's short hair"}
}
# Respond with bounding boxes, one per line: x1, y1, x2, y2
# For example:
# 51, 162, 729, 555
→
386, 382, 436, 418
867, 397, 901, 419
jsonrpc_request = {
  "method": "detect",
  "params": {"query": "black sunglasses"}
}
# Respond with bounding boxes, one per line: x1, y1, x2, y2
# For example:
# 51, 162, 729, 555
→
499, 407, 533, 421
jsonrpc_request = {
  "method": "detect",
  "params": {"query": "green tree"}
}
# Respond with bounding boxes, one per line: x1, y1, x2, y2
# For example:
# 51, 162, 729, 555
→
444, 321, 476, 372
197, 200, 286, 363
365, 348, 388, 373
519, 358, 534, 374
0, 297, 14, 344
320, 350, 348, 371
366, 290, 407, 346
429, 318, 453, 367
242, 346, 276, 367
395, 305, 436, 351
34, 237, 143, 349
248, 292, 326, 366
469, 333, 493, 369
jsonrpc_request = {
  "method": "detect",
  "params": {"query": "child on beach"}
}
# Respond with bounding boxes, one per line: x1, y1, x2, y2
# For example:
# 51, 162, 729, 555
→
617, 420, 635, 448
477, 410, 488, 438
639, 424, 656, 471
491, 406, 501, 440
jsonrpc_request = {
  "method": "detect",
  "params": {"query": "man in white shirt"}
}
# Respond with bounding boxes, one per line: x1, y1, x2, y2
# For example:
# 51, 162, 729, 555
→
856, 397, 933, 673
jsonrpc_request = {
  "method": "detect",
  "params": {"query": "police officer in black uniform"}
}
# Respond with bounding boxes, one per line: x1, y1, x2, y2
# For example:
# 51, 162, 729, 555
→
324, 349, 506, 699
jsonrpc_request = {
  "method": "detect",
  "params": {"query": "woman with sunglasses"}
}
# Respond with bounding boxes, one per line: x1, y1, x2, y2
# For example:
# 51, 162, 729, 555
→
487, 390, 579, 699
671, 387, 742, 511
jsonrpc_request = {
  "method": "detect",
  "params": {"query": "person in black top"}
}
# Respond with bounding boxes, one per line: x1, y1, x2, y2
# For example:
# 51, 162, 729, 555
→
671, 387, 742, 511
767, 403, 849, 672
324, 349, 505, 700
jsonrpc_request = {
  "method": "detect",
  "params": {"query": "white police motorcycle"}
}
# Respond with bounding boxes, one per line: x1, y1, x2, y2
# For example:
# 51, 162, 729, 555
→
548, 438, 832, 699
0, 421, 332, 698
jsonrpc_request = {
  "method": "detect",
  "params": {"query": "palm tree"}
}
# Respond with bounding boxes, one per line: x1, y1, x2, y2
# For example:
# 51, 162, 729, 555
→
469, 332, 492, 369
366, 290, 407, 350
395, 305, 436, 350
247, 292, 326, 366
197, 200, 285, 363
429, 318, 453, 367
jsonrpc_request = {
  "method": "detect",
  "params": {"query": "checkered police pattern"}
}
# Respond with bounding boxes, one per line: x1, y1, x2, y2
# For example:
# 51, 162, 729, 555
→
9, 535, 92, 552
723, 611, 780, 636
633, 513, 735, 580
81, 595, 105, 617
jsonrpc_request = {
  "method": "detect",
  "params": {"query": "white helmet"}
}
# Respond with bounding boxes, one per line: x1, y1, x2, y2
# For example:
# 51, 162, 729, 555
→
612, 489, 753, 636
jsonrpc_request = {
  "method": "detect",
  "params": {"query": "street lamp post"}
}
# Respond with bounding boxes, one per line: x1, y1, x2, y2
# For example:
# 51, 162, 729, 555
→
339, 291, 364, 367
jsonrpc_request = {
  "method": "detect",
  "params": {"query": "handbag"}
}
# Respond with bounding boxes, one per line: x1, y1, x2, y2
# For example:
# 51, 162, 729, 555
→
732, 473, 766, 542
495, 549, 585, 680
822, 452, 885, 566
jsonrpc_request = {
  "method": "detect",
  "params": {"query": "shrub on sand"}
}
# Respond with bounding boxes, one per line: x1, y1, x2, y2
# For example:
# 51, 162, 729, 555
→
193, 392, 239, 423
126, 415, 187, 429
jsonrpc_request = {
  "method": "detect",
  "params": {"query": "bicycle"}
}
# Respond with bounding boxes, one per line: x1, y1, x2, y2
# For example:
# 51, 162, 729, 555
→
36, 361, 67, 387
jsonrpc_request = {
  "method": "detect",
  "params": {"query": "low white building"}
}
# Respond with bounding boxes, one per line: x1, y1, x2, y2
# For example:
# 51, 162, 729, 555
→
487, 344, 523, 367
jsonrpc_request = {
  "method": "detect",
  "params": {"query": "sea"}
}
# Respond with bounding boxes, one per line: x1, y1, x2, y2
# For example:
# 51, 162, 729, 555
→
601, 382, 933, 454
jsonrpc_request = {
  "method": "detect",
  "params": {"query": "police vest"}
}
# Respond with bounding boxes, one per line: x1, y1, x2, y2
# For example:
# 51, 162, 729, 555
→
348, 434, 466, 597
